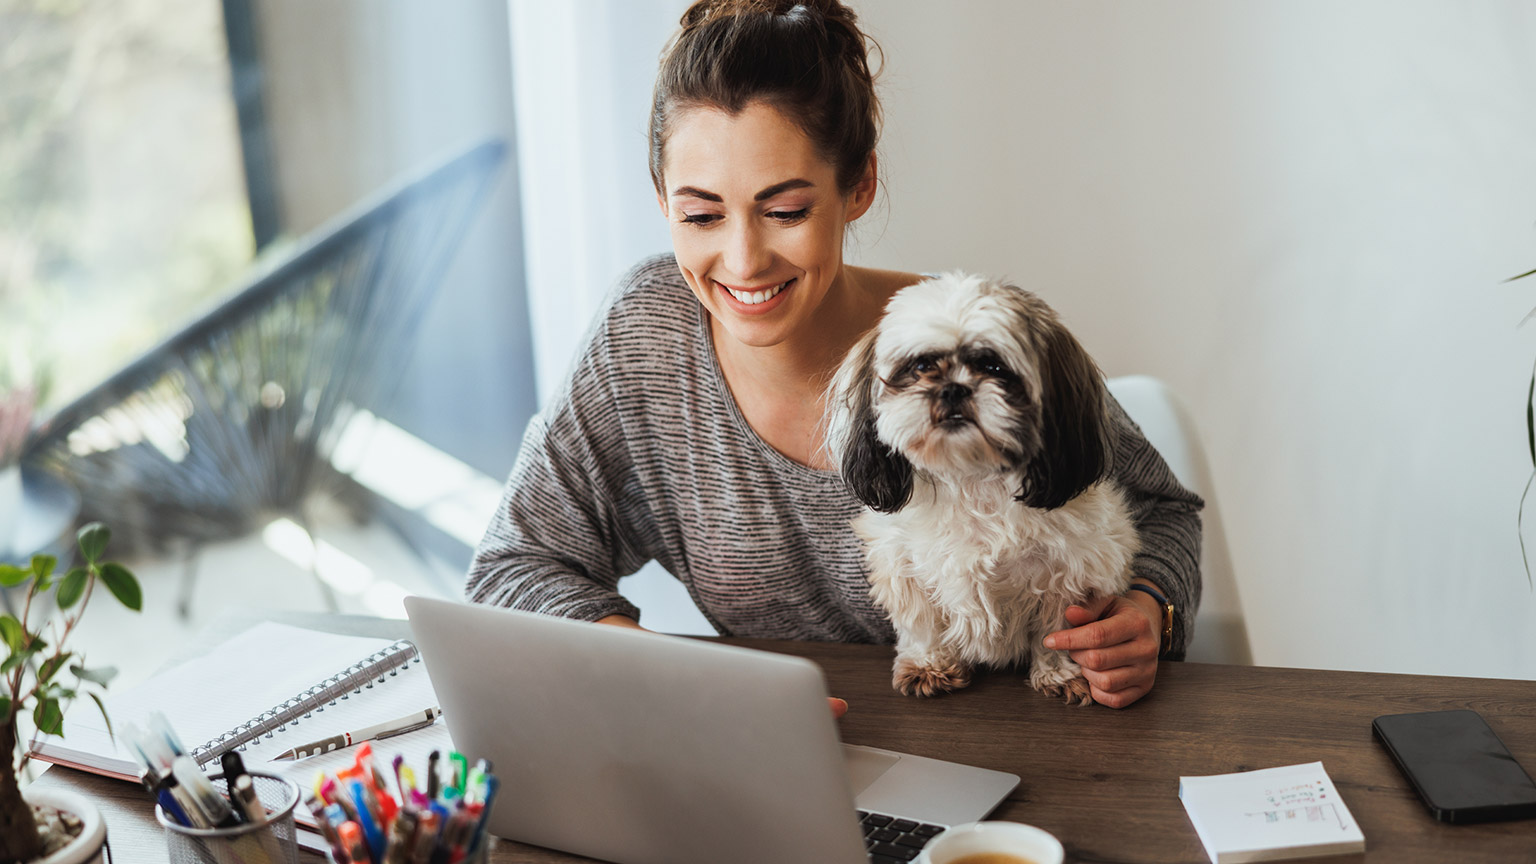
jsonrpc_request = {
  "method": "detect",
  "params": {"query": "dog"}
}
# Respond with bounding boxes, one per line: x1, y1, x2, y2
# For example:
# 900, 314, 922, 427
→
825, 272, 1140, 705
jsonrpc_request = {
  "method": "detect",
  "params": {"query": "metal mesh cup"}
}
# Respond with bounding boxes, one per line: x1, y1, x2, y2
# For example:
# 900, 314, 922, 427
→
156, 772, 301, 864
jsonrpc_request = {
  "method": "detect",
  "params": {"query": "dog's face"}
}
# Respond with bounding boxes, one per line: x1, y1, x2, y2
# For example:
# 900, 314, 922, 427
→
827, 273, 1113, 512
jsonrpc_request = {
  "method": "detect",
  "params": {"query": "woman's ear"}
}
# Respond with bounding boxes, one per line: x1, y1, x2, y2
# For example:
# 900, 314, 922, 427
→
1017, 318, 1113, 510
844, 153, 878, 223
825, 329, 913, 513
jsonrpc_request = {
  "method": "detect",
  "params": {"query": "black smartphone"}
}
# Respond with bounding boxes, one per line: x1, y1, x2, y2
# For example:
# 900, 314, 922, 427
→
1372, 709, 1536, 824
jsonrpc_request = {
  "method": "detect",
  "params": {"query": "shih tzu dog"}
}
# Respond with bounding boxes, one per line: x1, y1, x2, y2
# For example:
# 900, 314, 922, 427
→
826, 273, 1139, 705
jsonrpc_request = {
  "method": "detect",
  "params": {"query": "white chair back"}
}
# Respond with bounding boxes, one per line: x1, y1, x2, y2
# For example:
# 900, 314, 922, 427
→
1107, 376, 1251, 665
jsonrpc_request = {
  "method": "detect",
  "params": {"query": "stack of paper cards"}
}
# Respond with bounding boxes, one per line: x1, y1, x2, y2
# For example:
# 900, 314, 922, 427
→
1179, 762, 1365, 863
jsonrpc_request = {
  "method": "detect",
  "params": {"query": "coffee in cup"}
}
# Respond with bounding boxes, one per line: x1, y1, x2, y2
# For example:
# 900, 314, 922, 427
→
913, 821, 1064, 864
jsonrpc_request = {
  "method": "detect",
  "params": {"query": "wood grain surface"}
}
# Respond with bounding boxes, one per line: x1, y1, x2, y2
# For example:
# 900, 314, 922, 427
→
32, 633, 1536, 863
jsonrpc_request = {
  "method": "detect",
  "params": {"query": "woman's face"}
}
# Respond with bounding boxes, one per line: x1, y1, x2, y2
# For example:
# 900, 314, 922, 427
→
659, 101, 874, 350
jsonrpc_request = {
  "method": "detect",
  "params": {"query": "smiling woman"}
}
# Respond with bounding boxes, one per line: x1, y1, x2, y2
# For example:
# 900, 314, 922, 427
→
466, 0, 1204, 711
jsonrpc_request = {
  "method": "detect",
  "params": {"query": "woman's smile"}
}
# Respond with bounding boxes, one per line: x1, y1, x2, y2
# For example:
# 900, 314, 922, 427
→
716, 277, 795, 312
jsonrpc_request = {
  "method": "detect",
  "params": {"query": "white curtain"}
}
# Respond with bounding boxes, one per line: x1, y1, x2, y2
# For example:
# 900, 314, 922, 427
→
507, 0, 688, 408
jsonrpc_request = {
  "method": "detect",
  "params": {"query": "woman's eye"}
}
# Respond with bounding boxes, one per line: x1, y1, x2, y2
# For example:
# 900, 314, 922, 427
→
768, 208, 809, 223
681, 213, 720, 226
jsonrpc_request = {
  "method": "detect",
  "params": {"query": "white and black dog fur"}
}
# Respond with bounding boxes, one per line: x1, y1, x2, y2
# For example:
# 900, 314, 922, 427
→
826, 272, 1139, 705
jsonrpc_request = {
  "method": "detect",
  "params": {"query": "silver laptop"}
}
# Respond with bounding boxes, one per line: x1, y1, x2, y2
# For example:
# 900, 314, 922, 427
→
403, 596, 1018, 864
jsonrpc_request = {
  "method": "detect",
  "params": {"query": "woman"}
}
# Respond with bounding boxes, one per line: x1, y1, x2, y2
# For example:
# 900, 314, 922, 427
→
466, 0, 1202, 709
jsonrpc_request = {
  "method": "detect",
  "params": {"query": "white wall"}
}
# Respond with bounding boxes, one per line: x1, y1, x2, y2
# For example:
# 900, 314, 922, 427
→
847, 0, 1536, 677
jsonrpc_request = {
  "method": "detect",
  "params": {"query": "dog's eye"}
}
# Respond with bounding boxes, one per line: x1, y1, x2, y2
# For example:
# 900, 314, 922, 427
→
965, 352, 1011, 378
912, 357, 938, 374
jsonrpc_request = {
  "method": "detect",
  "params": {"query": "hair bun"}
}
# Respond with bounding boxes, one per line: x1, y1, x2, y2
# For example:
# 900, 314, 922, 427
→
680, 0, 860, 32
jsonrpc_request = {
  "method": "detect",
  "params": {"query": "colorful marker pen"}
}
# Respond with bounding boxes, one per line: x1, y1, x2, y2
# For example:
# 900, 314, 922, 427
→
338, 821, 369, 864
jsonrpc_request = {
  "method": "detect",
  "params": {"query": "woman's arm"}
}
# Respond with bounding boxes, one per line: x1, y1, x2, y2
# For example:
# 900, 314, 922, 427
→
464, 403, 650, 623
1043, 395, 1205, 707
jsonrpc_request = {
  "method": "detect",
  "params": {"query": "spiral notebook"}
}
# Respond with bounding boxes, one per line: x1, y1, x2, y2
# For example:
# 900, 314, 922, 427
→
28, 622, 439, 781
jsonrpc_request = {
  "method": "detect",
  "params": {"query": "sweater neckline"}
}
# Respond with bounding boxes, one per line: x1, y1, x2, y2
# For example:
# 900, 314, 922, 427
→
694, 300, 846, 484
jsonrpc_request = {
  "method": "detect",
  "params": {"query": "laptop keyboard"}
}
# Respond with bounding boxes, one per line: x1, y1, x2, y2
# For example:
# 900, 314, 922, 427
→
858, 810, 946, 863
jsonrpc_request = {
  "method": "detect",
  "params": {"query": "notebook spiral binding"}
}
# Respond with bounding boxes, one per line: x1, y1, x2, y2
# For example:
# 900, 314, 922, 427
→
190, 639, 421, 765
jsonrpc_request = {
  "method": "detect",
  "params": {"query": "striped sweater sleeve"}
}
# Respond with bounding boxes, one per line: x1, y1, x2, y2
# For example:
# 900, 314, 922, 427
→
463, 274, 657, 624
1108, 396, 1204, 660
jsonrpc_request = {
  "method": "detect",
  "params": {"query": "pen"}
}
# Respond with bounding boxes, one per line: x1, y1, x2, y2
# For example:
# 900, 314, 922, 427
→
162, 772, 211, 829
233, 773, 287, 864
173, 755, 241, 829
410, 808, 439, 864
383, 807, 419, 864
271, 707, 442, 761
448, 752, 468, 797
350, 779, 387, 862
308, 796, 350, 863
466, 775, 498, 857
339, 821, 369, 864
142, 772, 192, 827
426, 751, 440, 800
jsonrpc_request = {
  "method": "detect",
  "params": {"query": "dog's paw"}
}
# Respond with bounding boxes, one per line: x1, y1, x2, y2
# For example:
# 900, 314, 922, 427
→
1037, 675, 1094, 706
892, 659, 972, 697
1030, 663, 1093, 706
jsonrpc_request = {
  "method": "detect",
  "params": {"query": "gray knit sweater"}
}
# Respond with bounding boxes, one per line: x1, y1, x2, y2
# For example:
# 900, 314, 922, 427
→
467, 254, 1205, 658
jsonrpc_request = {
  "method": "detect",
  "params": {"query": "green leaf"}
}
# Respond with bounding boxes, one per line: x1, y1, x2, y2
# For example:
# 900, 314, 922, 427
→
0, 564, 28, 588
38, 652, 73, 686
33, 697, 62, 736
0, 695, 10, 721
98, 563, 141, 611
70, 664, 117, 686
76, 523, 110, 564
1504, 267, 1536, 283
1527, 367, 1535, 470
88, 691, 113, 742
29, 554, 56, 582
0, 654, 23, 675
56, 568, 88, 610
0, 615, 23, 653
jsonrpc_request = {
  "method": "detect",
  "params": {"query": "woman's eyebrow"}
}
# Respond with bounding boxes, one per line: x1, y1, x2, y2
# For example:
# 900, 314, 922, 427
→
669, 178, 814, 203
754, 178, 813, 200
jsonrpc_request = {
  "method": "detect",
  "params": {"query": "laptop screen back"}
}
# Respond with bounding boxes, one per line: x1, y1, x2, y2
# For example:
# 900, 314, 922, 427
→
403, 596, 869, 864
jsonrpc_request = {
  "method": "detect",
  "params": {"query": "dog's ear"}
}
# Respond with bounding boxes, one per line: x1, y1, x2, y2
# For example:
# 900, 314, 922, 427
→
825, 331, 914, 513
1017, 316, 1113, 510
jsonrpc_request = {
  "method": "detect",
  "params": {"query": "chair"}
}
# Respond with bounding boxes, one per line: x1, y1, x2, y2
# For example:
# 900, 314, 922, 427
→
24, 139, 507, 615
1107, 375, 1252, 665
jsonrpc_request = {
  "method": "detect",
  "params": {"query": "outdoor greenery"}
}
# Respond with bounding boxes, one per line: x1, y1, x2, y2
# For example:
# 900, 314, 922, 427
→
0, 0, 253, 413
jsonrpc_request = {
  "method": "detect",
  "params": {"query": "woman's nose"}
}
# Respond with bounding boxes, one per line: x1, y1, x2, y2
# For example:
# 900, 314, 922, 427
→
722, 220, 770, 280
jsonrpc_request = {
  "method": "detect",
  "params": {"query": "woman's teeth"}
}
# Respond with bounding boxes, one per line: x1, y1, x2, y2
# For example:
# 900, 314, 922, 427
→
724, 280, 790, 305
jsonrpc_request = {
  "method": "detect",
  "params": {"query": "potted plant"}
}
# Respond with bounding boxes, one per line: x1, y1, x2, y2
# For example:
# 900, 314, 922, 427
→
0, 524, 142, 863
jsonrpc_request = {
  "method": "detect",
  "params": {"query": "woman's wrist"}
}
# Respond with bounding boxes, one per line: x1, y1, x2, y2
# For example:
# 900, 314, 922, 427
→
1125, 580, 1173, 657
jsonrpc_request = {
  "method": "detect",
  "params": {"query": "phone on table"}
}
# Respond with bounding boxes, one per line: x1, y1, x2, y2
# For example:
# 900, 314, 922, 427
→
1372, 709, 1536, 824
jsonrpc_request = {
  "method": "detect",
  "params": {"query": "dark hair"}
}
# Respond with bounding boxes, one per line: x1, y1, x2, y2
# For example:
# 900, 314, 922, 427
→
649, 0, 882, 197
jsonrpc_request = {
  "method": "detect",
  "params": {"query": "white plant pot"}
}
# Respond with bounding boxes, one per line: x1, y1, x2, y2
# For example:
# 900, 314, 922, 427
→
0, 464, 20, 551
19, 787, 108, 864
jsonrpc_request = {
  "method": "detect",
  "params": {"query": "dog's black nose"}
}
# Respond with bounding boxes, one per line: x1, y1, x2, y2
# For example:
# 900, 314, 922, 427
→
939, 382, 972, 403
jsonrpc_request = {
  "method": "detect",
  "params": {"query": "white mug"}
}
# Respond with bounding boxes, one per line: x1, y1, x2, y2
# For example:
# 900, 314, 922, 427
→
913, 820, 1065, 864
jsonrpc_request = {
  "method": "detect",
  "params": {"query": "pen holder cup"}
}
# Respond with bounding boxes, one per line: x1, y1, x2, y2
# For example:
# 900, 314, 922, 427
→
156, 772, 301, 864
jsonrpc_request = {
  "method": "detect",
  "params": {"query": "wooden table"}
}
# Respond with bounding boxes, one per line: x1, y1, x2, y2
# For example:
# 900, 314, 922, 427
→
32, 634, 1536, 863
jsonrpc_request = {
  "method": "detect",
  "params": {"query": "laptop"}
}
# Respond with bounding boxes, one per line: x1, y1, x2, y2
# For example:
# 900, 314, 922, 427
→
403, 596, 1019, 864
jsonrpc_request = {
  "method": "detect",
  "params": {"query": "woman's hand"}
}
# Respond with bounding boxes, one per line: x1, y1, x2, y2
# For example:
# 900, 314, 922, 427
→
1042, 585, 1163, 709
598, 615, 850, 718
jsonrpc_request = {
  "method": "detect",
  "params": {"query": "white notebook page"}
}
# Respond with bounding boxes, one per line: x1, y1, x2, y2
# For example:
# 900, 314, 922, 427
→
32, 622, 435, 777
